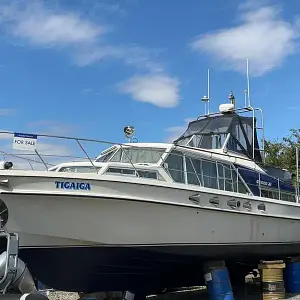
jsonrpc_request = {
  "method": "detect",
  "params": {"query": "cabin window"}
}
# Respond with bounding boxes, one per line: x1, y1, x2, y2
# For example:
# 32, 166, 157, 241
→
59, 166, 101, 173
202, 160, 218, 189
227, 136, 248, 156
261, 188, 295, 202
186, 156, 218, 188
185, 157, 201, 185
110, 147, 165, 164
280, 192, 296, 202
164, 151, 249, 194
106, 167, 135, 175
105, 167, 158, 180
188, 134, 227, 150
261, 189, 272, 199
136, 170, 158, 179
217, 163, 234, 192
163, 150, 185, 183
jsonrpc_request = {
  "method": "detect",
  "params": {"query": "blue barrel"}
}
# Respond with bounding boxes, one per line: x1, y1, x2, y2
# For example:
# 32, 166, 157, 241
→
204, 265, 234, 300
285, 261, 300, 293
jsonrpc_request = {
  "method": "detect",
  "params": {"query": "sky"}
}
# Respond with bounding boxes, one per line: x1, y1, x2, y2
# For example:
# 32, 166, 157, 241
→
0, 0, 300, 167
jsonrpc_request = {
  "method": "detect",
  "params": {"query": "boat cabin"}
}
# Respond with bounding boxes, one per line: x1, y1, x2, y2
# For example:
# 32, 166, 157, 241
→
48, 100, 297, 203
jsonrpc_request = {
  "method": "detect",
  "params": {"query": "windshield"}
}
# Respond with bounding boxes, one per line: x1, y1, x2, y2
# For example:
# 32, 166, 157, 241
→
110, 147, 166, 164
177, 133, 228, 149
96, 146, 117, 162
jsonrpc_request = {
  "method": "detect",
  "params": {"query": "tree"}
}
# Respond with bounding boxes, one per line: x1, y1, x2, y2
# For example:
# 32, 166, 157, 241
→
264, 129, 300, 184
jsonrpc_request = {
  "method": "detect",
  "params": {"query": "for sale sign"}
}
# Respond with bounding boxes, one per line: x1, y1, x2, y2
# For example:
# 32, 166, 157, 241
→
13, 132, 37, 151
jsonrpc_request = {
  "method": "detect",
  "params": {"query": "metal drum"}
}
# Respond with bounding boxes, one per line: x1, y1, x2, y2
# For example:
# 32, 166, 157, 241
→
285, 258, 300, 294
258, 260, 285, 300
204, 261, 234, 300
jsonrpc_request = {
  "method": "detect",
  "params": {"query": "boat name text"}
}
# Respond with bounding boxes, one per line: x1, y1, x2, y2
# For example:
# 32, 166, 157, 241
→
256, 179, 272, 187
55, 181, 91, 190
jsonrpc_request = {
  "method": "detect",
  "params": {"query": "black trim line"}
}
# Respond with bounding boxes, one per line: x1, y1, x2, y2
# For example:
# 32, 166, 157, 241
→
20, 241, 300, 249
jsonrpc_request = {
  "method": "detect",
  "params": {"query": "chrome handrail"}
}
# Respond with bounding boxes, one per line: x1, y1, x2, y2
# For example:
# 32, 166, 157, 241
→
0, 130, 295, 203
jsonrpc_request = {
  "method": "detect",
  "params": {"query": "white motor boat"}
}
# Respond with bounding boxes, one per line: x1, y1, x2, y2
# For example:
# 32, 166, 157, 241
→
0, 94, 299, 293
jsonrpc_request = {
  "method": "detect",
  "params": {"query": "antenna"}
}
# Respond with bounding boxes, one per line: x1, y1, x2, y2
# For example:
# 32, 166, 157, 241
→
244, 90, 247, 107
201, 69, 210, 115
207, 68, 210, 111
246, 58, 251, 107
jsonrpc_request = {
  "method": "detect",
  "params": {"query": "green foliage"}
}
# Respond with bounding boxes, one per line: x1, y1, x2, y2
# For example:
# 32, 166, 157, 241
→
264, 129, 300, 182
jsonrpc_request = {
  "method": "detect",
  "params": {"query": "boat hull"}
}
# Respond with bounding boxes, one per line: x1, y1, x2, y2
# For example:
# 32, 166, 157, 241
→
1, 174, 300, 292
18, 242, 300, 293
1, 190, 300, 292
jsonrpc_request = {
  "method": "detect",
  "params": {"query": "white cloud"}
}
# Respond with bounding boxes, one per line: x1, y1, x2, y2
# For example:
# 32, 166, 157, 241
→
0, 1, 165, 73
26, 120, 76, 137
118, 75, 180, 108
191, 3, 300, 76
165, 118, 195, 143
0, 1, 180, 106
0, 1, 104, 47
0, 109, 15, 116
0, 130, 13, 140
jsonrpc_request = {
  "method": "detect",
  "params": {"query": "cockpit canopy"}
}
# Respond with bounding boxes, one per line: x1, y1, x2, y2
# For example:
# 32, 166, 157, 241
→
174, 113, 262, 162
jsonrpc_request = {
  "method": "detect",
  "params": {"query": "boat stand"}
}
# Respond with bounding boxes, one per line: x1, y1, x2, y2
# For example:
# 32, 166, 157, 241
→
0, 231, 48, 300
0, 231, 19, 294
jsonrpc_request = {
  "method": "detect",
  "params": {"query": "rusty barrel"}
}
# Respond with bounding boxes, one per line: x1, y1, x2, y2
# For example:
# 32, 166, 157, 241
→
258, 260, 285, 300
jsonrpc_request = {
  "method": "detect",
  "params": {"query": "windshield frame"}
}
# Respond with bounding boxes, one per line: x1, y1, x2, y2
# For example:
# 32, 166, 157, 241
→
109, 146, 167, 165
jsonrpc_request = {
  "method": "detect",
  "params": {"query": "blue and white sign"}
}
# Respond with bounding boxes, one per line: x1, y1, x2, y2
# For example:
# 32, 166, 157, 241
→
13, 132, 37, 151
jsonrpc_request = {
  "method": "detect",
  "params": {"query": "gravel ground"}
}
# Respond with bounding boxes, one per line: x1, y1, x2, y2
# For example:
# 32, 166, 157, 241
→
48, 291, 79, 300
44, 283, 300, 300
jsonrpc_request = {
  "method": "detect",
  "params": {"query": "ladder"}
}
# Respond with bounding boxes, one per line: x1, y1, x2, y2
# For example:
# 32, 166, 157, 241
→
251, 107, 265, 162
0, 231, 19, 294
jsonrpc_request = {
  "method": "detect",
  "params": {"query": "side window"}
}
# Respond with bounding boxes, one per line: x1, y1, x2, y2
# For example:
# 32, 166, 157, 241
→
217, 163, 233, 192
137, 170, 158, 179
59, 166, 100, 173
281, 193, 296, 202
202, 160, 217, 189
106, 168, 135, 175
186, 157, 201, 185
261, 189, 271, 198
187, 156, 218, 189
261, 189, 295, 202
163, 151, 185, 183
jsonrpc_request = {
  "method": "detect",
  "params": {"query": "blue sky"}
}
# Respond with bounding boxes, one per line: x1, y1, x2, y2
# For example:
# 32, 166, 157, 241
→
0, 0, 299, 166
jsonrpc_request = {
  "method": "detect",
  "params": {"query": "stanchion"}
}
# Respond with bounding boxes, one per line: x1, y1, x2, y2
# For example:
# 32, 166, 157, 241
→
258, 260, 285, 300
203, 261, 234, 300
